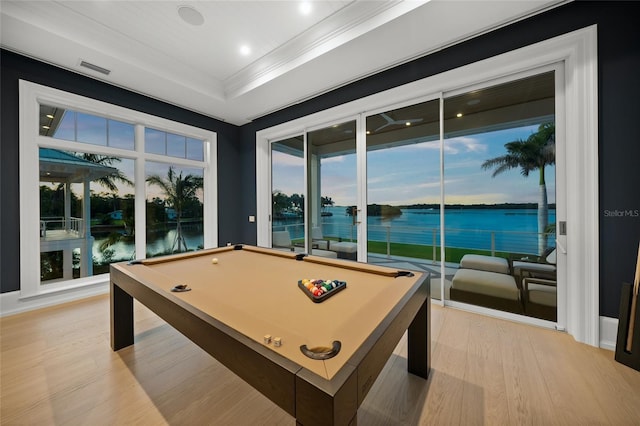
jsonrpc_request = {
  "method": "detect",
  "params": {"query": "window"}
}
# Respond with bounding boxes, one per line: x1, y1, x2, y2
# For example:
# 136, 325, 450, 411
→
40, 104, 136, 150
21, 82, 217, 297
256, 27, 598, 345
145, 127, 205, 160
145, 162, 204, 257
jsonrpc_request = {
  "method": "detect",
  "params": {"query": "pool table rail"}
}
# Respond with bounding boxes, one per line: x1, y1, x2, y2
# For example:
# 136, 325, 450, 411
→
110, 245, 430, 426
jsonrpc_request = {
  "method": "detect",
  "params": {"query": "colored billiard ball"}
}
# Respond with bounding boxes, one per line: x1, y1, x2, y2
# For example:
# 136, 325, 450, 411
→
211, 258, 218, 264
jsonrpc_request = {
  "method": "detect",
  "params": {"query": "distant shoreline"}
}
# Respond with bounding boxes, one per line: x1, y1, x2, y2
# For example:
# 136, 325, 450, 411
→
330, 203, 556, 210
403, 203, 556, 210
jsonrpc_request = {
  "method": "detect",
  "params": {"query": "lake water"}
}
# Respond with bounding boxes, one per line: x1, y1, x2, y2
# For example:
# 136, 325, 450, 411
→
93, 206, 555, 263
92, 225, 203, 263
277, 206, 556, 255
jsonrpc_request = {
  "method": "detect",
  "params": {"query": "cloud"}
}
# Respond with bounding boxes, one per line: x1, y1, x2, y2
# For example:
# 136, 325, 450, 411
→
444, 136, 487, 154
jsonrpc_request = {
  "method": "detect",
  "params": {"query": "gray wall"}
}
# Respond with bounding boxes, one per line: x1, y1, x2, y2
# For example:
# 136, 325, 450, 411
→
237, 1, 640, 318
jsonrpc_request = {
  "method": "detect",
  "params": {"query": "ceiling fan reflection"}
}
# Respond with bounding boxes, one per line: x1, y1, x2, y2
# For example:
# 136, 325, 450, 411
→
374, 113, 423, 132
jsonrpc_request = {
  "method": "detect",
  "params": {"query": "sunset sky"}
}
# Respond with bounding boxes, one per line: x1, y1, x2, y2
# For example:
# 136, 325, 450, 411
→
272, 124, 556, 207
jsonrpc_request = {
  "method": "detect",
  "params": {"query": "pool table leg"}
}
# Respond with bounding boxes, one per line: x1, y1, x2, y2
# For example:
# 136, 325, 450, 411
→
110, 281, 134, 351
407, 296, 430, 379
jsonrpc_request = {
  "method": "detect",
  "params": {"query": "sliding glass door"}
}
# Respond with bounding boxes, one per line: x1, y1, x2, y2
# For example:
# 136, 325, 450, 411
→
306, 120, 358, 259
365, 99, 442, 295
264, 69, 559, 322
444, 71, 557, 321
271, 136, 305, 250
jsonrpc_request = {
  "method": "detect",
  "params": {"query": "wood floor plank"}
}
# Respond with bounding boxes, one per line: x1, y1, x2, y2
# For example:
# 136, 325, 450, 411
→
3, 294, 640, 425
461, 313, 510, 425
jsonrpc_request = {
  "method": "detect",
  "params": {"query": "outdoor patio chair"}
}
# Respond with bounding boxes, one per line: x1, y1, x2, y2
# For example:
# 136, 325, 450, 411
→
272, 230, 295, 251
512, 247, 557, 283
523, 276, 557, 321
311, 227, 329, 250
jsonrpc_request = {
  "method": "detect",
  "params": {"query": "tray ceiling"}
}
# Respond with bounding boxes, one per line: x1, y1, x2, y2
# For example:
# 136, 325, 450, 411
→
1, 1, 566, 125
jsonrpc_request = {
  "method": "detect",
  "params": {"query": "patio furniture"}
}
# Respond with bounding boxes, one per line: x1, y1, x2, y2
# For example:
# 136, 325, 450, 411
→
329, 241, 357, 260
450, 268, 523, 314
523, 277, 557, 321
272, 230, 337, 258
512, 248, 557, 283
311, 227, 329, 250
459, 254, 511, 274
272, 230, 295, 250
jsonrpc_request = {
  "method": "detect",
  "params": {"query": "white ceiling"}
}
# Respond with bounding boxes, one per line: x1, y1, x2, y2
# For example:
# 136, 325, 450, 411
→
0, 0, 566, 125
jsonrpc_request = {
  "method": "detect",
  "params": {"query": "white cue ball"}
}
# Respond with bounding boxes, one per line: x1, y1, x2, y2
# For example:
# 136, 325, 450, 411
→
211, 257, 218, 264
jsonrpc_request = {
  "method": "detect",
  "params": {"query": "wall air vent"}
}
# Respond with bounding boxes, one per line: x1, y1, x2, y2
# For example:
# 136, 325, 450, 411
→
79, 60, 111, 75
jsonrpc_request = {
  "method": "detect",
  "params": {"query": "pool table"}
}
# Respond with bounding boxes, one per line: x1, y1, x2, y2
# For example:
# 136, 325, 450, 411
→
110, 244, 430, 426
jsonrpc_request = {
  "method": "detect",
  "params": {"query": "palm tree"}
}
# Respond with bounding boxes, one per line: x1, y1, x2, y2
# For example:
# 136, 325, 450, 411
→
481, 122, 555, 254
321, 196, 334, 210
146, 167, 203, 253
79, 153, 133, 190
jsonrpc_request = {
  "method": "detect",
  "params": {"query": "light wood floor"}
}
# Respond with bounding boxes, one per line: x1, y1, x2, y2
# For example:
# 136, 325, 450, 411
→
2, 295, 640, 425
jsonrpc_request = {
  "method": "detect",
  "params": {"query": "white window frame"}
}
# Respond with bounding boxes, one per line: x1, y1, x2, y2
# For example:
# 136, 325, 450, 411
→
257, 26, 598, 346
18, 80, 217, 300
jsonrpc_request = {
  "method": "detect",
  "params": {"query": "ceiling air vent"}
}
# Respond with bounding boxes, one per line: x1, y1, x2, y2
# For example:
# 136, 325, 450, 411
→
79, 60, 111, 75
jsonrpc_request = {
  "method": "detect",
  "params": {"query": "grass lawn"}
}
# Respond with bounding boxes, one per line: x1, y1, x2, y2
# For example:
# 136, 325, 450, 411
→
293, 237, 517, 264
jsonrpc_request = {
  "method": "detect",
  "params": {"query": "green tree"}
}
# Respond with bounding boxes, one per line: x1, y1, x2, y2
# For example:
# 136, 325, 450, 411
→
79, 153, 133, 191
321, 196, 334, 212
481, 122, 555, 254
290, 193, 304, 214
147, 167, 203, 253
272, 190, 289, 217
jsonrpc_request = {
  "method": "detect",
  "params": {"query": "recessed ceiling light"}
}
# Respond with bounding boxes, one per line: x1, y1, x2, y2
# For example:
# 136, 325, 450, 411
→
456, 113, 463, 118
239, 45, 251, 56
42, 125, 50, 129
299, 1, 312, 15
405, 122, 411, 126
178, 5, 204, 26
46, 114, 54, 119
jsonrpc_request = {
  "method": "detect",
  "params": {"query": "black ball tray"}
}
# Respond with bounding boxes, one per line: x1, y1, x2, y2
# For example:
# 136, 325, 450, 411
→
298, 279, 346, 303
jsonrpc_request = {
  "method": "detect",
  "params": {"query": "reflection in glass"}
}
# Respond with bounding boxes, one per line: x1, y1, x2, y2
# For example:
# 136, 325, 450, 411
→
39, 148, 135, 283
167, 133, 186, 158
271, 136, 305, 250
145, 162, 204, 257
444, 71, 556, 321
108, 120, 135, 150
366, 100, 441, 295
144, 127, 205, 160
145, 128, 166, 155
187, 137, 204, 161
39, 104, 135, 150
307, 120, 357, 259
76, 112, 107, 146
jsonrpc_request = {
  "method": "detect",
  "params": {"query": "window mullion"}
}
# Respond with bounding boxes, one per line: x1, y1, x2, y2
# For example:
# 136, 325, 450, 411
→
134, 124, 147, 260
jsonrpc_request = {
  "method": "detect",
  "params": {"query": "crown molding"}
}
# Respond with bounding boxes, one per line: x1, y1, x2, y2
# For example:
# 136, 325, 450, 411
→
223, 0, 429, 100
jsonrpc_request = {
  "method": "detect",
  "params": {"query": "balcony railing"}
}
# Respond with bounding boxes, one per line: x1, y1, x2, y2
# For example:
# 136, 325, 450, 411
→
274, 220, 555, 262
40, 216, 84, 238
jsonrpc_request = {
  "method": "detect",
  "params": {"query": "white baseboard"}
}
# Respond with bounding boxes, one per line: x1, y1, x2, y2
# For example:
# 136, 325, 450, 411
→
0, 283, 109, 317
599, 315, 619, 351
